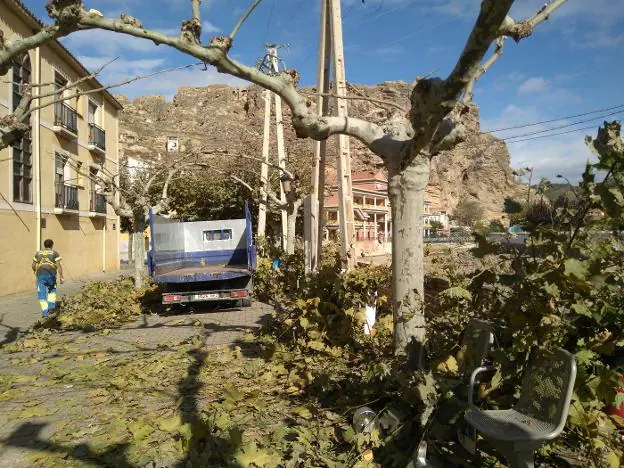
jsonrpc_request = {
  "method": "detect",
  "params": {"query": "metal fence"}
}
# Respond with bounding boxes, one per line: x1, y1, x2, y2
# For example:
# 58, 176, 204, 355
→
55, 183, 79, 210
89, 123, 106, 151
424, 234, 472, 244
54, 102, 78, 134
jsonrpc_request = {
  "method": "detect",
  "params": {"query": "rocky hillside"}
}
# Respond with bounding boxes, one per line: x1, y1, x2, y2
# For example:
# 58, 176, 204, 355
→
116, 81, 524, 221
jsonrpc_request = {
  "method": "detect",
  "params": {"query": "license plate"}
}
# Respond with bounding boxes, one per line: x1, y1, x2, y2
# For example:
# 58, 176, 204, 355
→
193, 293, 219, 300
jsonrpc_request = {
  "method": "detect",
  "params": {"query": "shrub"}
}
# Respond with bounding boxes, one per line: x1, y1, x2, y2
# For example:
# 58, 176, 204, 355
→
43, 277, 159, 331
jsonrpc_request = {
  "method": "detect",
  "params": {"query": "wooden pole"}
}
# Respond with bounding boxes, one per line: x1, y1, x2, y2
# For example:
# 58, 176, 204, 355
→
269, 48, 289, 252
257, 88, 271, 239
328, 0, 356, 269
310, 0, 332, 272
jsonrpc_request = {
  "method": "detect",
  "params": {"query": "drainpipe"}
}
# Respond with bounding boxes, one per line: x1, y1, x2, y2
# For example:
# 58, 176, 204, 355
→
33, 46, 42, 250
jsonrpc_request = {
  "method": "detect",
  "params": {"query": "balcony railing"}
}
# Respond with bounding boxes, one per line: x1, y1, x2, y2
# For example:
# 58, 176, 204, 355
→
54, 102, 78, 135
88, 123, 106, 151
90, 192, 107, 213
55, 183, 79, 211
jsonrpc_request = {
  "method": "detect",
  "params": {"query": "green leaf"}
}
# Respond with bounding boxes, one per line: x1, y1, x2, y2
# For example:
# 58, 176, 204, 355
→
292, 406, 312, 419
128, 420, 153, 441
575, 349, 597, 366
440, 287, 472, 301
214, 410, 231, 431
223, 384, 245, 403
307, 340, 325, 352
543, 282, 560, 297
299, 317, 310, 329
564, 259, 590, 281
571, 302, 592, 317
606, 450, 620, 468
233, 442, 278, 467
159, 414, 182, 433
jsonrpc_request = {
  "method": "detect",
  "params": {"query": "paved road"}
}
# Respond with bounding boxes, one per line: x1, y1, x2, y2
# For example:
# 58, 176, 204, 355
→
0, 299, 271, 466
0, 269, 130, 345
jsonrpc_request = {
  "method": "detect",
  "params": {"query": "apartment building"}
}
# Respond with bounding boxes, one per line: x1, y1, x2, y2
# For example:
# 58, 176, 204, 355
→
0, 0, 122, 295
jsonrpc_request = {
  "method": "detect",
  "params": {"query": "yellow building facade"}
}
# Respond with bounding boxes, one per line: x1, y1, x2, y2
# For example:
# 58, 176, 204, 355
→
0, 0, 122, 295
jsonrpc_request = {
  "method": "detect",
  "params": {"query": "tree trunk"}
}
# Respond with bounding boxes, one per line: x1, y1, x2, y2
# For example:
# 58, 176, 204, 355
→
286, 208, 297, 255
128, 231, 134, 263
388, 154, 429, 363
133, 214, 146, 289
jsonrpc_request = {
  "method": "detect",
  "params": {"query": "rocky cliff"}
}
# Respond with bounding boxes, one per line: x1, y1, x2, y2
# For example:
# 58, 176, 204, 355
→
116, 81, 523, 221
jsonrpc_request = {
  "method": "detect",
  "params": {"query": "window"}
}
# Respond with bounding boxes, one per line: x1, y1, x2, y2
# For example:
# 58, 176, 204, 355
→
12, 55, 32, 203
54, 72, 68, 101
203, 229, 233, 242
87, 100, 102, 126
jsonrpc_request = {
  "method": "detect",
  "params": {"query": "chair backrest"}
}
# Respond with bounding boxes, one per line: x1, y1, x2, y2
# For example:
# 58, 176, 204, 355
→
457, 319, 495, 380
515, 348, 577, 438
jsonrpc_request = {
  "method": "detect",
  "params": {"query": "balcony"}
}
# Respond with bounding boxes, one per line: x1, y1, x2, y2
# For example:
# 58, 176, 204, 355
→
54, 183, 79, 214
53, 102, 78, 139
89, 192, 107, 217
88, 123, 106, 154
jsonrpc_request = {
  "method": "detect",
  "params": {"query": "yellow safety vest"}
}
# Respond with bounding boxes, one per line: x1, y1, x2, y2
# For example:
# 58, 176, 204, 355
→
35, 250, 58, 272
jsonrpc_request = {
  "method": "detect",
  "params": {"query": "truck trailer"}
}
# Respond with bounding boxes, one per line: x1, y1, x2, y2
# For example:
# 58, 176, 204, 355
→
147, 206, 257, 306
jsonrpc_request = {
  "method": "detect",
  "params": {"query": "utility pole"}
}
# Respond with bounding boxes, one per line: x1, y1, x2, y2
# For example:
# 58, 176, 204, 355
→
257, 89, 271, 239
268, 48, 289, 252
309, 0, 356, 271
256, 46, 289, 252
310, 0, 332, 273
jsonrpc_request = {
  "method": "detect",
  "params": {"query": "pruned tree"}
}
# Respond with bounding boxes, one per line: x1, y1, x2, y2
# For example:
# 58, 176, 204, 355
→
206, 153, 307, 255
97, 154, 204, 288
0, 0, 569, 357
452, 198, 485, 227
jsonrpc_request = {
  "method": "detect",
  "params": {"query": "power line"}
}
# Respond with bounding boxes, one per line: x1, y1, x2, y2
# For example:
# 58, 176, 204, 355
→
505, 120, 621, 144
484, 104, 624, 134
345, 0, 414, 29
497, 109, 624, 141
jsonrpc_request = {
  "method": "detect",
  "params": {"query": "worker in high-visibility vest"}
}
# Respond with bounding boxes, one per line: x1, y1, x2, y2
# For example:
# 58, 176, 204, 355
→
32, 239, 64, 318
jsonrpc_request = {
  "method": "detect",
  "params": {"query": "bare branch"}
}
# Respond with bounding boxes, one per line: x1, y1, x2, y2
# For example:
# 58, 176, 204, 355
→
444, 1, 513, 99
70, 9, 403, 160
0, 61, 203, 150
230, 0, 262, 40
500, 0, 569, 42
202, 150, 297, 179
464, 37, 505, 103
299, 89, 409, 113
0, 25, 64, 75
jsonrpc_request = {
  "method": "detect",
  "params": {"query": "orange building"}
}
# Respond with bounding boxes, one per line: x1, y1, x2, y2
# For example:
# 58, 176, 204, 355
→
324, 171, 450, 251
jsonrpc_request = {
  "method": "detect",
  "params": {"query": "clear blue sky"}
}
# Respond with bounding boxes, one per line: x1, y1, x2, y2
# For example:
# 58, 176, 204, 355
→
23, 0, 624, 181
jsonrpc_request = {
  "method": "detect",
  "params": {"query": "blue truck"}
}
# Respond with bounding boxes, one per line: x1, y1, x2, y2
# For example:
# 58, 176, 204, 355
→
147, 205, 257, 306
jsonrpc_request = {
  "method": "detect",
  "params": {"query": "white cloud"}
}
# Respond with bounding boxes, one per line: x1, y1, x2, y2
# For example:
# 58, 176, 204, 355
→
515, 77, 583, 105
575, 32, 624, 49
62, 29, 161, 56
202, 20, 221, 34
370, 45, 405, 58
518, 77, 549, 94
481, 104, 597, 181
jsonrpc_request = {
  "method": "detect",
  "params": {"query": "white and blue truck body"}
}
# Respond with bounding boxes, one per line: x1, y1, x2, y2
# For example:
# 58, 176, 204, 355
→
147, 205, 256, 306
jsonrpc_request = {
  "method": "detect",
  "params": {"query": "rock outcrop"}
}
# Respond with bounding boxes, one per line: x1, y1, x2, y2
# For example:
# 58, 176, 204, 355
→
117, 81, 523, 221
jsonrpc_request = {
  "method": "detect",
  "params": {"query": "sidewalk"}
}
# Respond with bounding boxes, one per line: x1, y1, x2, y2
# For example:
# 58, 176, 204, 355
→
0, 268, 129, 345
